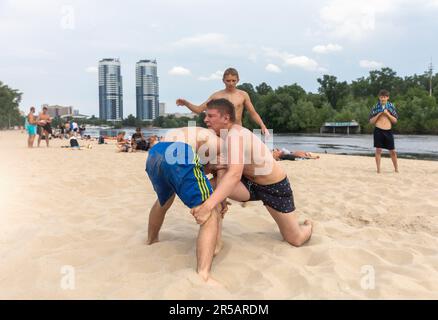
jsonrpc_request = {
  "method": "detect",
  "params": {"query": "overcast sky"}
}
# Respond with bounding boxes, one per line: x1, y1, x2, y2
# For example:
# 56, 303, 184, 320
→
1, 0, 438, 116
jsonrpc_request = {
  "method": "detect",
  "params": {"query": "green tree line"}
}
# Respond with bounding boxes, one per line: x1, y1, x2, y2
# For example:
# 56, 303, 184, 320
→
2, 67, 438, 133
0, 81, 22, 129
239, 67, 438, 134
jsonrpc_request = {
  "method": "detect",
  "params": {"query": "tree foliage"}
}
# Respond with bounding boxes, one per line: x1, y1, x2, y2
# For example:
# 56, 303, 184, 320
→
238, 68, 438, 134
4, 67, 438, 133
0, 81, 23, 129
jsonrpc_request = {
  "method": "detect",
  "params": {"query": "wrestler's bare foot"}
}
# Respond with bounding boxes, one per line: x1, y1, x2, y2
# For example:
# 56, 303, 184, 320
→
198, 271, 221, 286
205, 277, 222, 286
146, 237, 159, 245
302, 220, 313, 244
214, 240, 223, 256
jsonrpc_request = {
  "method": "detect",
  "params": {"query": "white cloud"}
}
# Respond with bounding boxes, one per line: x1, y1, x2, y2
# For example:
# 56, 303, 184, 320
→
3, 0, 60, 14
425, 0, 438, 6
319, 0, 397, 40
173, 33, 227, 47
359, 59, 384, 69
1, 48, 56, 60
265, 64, 281, 73
248, 53, 257, 63
198, 70, 223, 81
285, 56, 320, 71
170, 32, 252, 58
85, 66, 97, 73
263, 47, 324, 72
168, 66, 192, 76
312, 43, 343, 54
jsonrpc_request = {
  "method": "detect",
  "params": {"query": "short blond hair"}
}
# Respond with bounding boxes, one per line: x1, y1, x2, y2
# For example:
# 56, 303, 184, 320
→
223, 68, 239, 80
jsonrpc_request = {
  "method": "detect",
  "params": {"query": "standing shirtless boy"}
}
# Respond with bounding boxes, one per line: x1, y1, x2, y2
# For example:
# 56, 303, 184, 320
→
177, 68, 269, 136
369, 89, 399, 173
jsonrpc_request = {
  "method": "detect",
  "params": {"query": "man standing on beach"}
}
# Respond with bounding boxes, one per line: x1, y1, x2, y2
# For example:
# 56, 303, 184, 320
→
146, 126, 227, 283
25, 106, 37, 148
369, 89, 399, 173
37, 106, 52, 148
192, 99, 313, 247
176, 68, 270, 136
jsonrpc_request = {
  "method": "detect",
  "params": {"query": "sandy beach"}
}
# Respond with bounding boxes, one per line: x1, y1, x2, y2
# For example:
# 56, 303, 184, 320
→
1, 129, 437, 299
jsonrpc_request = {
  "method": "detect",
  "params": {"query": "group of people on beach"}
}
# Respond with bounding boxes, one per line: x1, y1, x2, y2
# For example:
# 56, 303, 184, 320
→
56, 121, 86, 140
113, 130, 161, 153
144, 68, 401, 282
25, 106, 88, 148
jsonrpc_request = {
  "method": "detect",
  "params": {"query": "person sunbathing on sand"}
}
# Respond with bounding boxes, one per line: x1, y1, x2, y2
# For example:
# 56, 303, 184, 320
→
272, 148, 320, 161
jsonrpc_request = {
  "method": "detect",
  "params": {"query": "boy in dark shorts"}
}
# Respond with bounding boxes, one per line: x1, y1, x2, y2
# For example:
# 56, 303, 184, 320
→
369, 89, 399, 173
192, 99, 312, 247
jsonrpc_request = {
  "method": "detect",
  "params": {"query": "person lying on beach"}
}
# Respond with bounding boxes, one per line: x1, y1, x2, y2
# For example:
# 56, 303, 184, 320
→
177, 67, 270, 136
145, 126, 227, 283
272, 148, 320, 161
116, 131, 132, 153
192, 99, 313, 248
61, 136, 82, 150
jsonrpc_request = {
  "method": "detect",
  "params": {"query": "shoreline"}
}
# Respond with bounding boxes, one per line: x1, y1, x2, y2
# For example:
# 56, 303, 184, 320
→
3, 128, 438, 161
323, 152, 438, 162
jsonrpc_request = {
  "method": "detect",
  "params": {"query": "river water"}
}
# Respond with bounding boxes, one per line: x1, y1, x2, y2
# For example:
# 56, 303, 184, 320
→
85, 127, 438, 160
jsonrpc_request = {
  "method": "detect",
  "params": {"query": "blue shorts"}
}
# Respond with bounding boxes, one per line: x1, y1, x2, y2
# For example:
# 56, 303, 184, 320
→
146, 142, 213, 208
26, 124, 37, 136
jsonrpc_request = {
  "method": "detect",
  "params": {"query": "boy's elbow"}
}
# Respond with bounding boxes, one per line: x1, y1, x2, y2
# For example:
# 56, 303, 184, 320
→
231, 171, 242, 182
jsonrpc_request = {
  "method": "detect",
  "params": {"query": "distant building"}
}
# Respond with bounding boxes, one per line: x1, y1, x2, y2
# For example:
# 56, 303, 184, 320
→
136, 59, 159, 121
60, 114, 89, 120
320, 121, 361, 134
41, 104, 89, 119
167, 112, 197, 119
159, 102, 166, 117
99, 58, 123, 121
43, 104, 73, 118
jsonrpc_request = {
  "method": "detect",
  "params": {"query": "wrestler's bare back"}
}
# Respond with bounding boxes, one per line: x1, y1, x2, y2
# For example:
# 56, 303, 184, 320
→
227, 125, 285, 185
